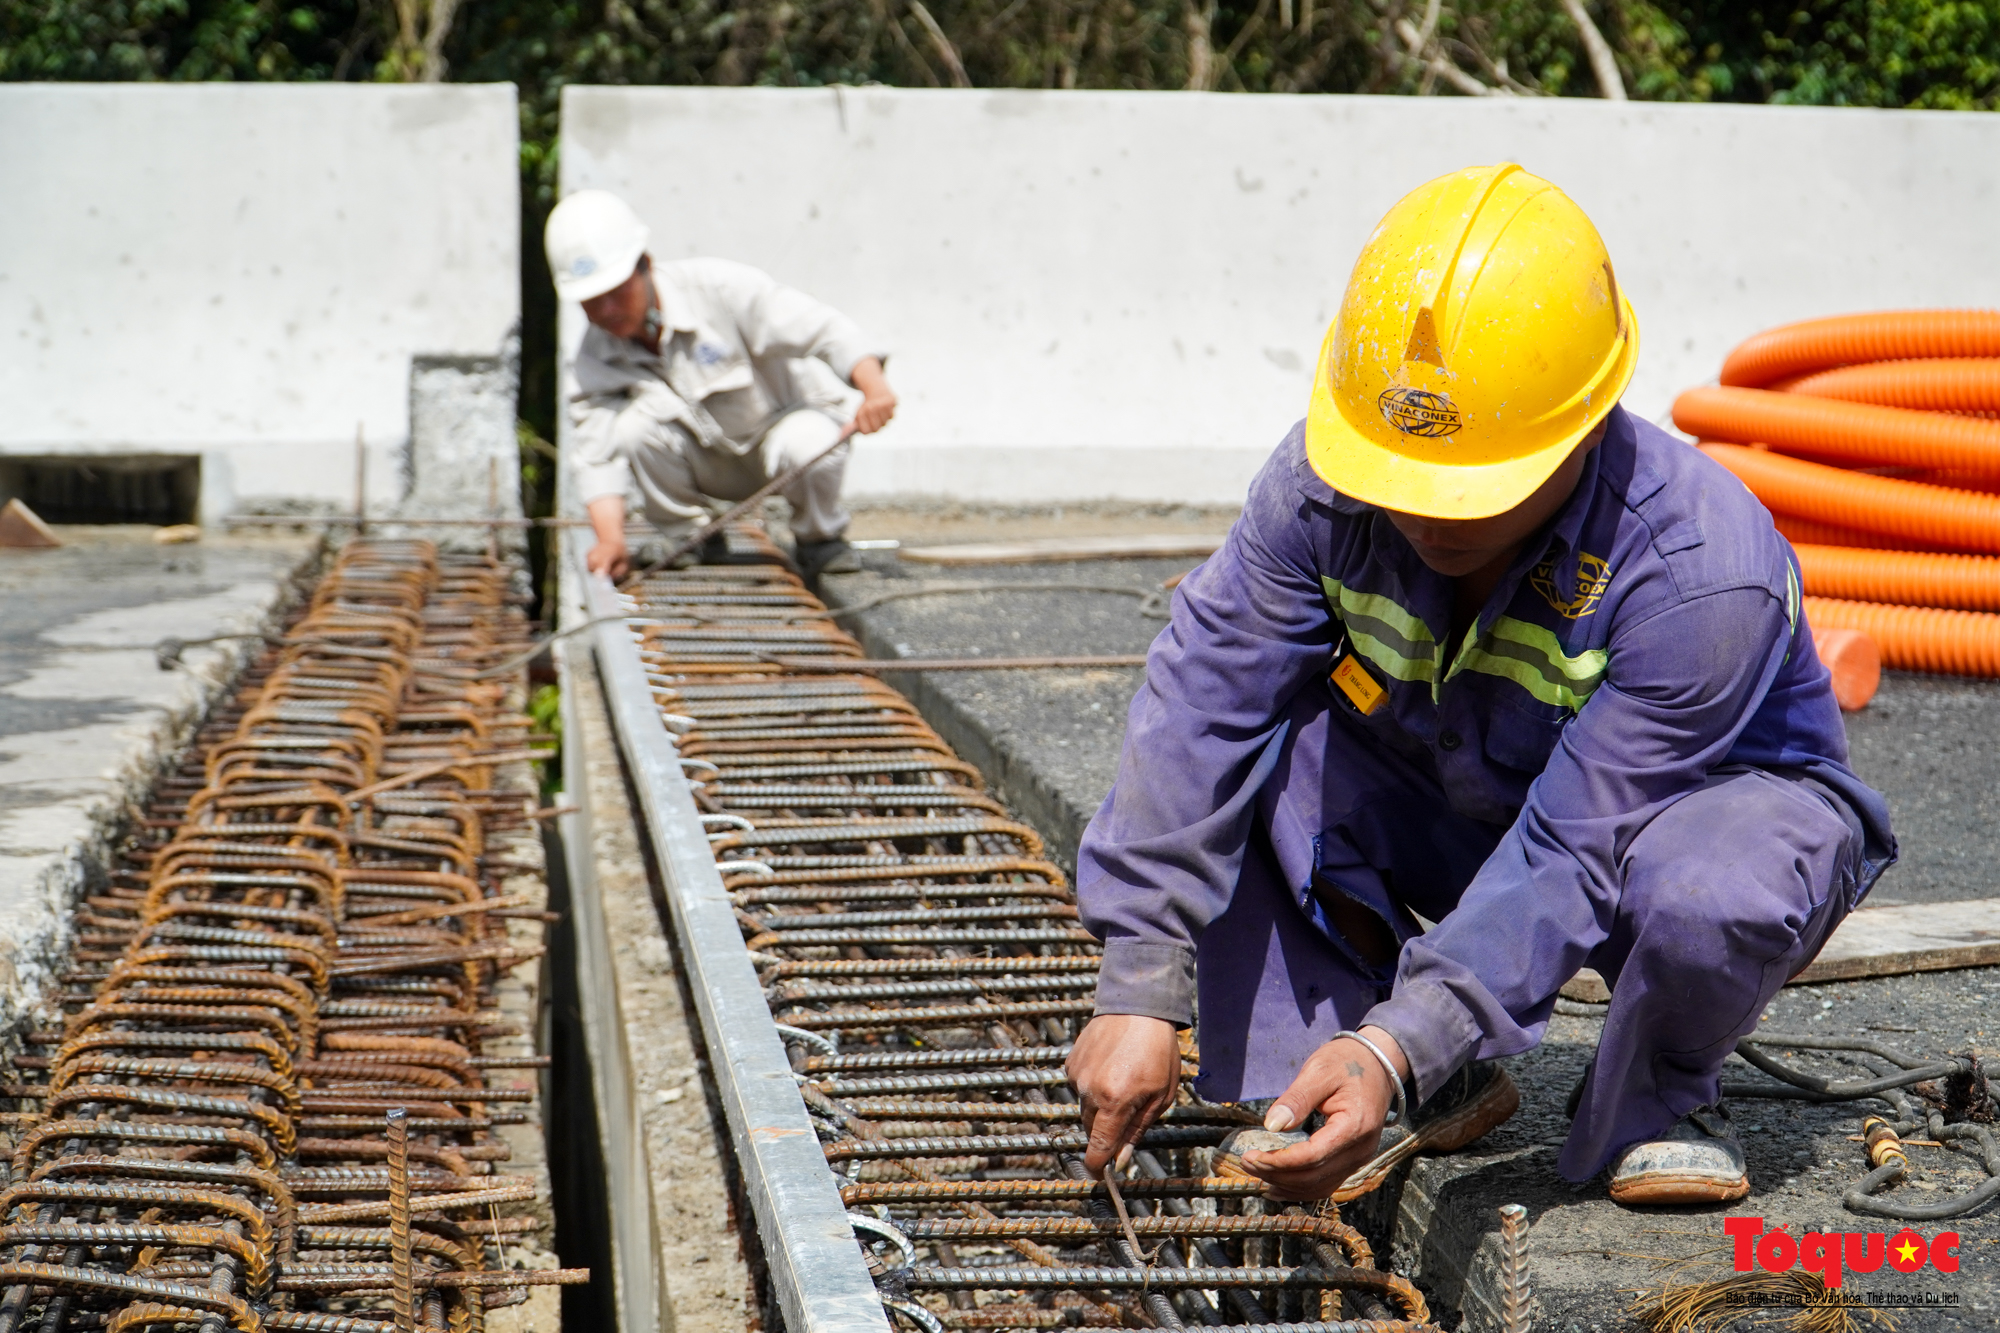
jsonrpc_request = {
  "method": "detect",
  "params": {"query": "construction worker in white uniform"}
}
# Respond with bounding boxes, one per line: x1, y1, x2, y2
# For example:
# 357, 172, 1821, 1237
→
547, 190, 898, 580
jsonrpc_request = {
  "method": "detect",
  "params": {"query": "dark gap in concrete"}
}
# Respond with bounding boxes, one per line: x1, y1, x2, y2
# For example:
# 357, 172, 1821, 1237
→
540, 825, 619, 1333
616, 730, 785, 1333
0, 455, 199, 524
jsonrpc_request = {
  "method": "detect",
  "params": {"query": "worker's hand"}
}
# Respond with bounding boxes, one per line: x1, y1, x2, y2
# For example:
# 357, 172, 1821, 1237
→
586, 537, 631, 581
1237, 1026, 1406, 1201
1066, 1014, 1181, 1175
849, 356, 898, 435
585, 495, 632, 581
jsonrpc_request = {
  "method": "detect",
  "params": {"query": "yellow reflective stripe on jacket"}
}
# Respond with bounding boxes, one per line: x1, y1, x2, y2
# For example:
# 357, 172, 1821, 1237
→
1448, 616, 1609, 711
1320, 578, 1437, 684
1321, 580, 1609, 711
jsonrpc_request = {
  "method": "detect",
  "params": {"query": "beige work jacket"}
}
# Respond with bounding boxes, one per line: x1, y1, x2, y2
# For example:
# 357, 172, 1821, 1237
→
565, 257, 886, 505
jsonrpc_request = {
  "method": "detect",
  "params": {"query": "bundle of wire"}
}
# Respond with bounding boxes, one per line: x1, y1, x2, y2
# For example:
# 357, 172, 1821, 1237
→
1672, 309, 2000, 701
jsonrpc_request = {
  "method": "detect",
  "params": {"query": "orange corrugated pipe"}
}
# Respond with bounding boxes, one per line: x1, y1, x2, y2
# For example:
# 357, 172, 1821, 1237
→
1720, 310, 2000, 388
1673, 386, 2000, 475
1774, 358, 2000, 415
1804, 596, 2000, 676
1812, 628, 1882, 711
1700, 443, 2000, 554
1793, 544, 2000, 612
1905, 469, 2000, 495
1772, 512, 1956, 553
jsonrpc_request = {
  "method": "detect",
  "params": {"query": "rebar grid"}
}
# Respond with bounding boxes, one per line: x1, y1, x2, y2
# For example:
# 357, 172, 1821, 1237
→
0, 539, 586, 1331
617, 524, 1441, 1333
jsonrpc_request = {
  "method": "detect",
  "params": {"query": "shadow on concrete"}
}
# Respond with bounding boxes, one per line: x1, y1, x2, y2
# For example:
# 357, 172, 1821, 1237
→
540, 828, 618, 1332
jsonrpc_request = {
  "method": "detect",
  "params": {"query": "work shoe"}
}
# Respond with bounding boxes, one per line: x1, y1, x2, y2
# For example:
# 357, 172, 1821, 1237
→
1607, 1104, 1750, 1206
1333, 1060, 1520, 1201
796, 537, 861, 579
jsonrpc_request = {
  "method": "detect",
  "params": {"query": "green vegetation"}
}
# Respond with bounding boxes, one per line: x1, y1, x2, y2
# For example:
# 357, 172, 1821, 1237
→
6, 0, 1993, 511
528, 681, 563, 798
8, 2, 1996, 109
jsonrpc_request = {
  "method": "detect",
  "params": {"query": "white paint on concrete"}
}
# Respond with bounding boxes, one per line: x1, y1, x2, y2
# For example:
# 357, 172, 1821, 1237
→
0, 85, 521, 521
2, 655, 191, 709
561, 87, 2000, 504
42, 582, 280, 648
0, 804, 97, 859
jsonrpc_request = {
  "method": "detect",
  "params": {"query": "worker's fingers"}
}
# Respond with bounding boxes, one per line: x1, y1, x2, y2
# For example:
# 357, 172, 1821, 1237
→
1066, 1014, 1181, 1177
1261, 1038, 1374, 1135
587, 539, 632, 581
851, 393, 898, 435
1080, 1098, 1155, 1177
1236, 1037, 1395, 1200
1239, 1114, 1380, 1202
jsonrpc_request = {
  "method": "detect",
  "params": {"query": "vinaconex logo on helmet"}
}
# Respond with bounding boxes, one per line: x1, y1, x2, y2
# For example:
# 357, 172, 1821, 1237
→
1378, 387, 1463, 439
571, 257, 597, 278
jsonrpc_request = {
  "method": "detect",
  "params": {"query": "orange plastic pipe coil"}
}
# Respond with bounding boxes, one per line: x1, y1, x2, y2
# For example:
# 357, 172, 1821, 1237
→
1720, 310, 2000, 388
1792, 544, 2000, 612
1909, 469, 2000, 496
1700, 443, 2000, 554
1812, 628, 1882, 711
1771, 513, 1953, 553
1804, 596, 2000, 677
1774, 358, 2000, 415
1673, 386, 2000, 476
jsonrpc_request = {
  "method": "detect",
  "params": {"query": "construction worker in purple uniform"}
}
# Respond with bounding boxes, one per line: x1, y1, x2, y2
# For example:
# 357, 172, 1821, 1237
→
1065, 164, 1896, 1206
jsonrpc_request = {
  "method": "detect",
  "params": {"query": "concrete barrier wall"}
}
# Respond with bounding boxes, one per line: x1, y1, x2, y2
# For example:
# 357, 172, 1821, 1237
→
0, 85, 520, 521
560, 87, 2000, 504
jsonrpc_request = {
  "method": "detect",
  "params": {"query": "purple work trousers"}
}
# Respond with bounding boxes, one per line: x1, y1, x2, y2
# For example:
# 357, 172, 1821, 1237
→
1194, 691, 1868, 1182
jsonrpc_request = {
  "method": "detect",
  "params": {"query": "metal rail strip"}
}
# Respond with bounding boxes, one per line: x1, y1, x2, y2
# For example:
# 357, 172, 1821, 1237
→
567, 529, 892, 1333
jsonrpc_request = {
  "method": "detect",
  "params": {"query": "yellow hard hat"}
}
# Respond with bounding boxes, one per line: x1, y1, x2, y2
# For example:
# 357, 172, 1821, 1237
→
1305, 163, 1639, 520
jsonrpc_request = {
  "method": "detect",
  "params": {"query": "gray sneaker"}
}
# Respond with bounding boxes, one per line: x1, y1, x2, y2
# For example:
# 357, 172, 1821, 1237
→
1334, 1060, 1519, 1200
1608, 1103, 1750, 1206
796, 537, 861, 578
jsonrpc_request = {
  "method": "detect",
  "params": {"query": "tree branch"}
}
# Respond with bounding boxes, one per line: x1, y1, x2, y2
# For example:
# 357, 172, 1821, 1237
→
887, 9, 945, 86
909, 0, 972, 86
1217, 0, 1273, 73
1557, 0, 1626, 100
1184, 0, 1216, 91
1394, 15, 1502, 96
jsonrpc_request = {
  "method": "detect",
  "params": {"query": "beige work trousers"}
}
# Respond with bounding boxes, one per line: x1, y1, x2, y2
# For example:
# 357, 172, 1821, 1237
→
625, 408, 851, 544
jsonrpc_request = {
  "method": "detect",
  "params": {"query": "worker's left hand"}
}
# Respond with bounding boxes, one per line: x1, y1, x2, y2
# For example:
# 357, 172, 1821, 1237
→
1237, 1027, 1405, 1200
849, 356, 898, 434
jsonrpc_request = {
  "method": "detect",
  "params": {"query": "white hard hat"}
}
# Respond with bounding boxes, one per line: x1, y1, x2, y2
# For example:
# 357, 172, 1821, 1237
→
545, 190, 650, 302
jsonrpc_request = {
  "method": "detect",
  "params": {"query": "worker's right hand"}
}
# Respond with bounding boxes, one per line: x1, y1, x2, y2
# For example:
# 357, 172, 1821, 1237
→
1066, 1014, 1181, 1175
587, 537, 631, 581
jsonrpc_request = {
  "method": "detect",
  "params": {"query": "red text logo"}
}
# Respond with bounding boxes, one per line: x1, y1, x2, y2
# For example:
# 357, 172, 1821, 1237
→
1726, 1217, 1959, 1290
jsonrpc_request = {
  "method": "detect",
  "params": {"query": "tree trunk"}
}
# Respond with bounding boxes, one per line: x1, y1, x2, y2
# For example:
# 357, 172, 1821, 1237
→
1184, 0, 1214, 90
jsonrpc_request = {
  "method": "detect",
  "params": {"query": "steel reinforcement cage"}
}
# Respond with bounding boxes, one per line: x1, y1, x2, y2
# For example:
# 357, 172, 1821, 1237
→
565, 525, 1445, 1333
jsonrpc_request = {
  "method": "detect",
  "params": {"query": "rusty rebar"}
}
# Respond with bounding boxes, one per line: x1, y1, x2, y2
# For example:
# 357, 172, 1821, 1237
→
0, 540, 580, 1331
619, 523, 1437, 1332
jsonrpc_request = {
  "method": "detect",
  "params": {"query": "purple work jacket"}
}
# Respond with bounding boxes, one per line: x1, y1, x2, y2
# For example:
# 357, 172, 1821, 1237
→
1077, 406, 1895, 1103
